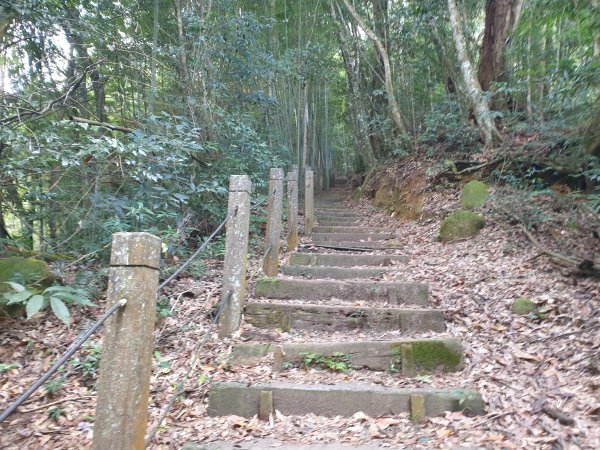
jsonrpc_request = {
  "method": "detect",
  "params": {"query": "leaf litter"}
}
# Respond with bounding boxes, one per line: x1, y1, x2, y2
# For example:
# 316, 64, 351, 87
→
0, 181, 599, 449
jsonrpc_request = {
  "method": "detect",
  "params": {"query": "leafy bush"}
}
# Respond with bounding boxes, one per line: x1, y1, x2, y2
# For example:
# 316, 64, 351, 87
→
420, 101, 481, 152
2, 282, 95, 325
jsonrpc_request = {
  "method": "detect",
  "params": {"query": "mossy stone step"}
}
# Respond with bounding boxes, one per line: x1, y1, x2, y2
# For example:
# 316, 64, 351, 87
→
289, 252, 407, 267
255, 278, 428, 305
281, 265, 392, 279
231, 338, 463, 373
312, 232, 393, 242
207, 382, 484, 418
317, 226, 395, 233
244, 302, 445, 332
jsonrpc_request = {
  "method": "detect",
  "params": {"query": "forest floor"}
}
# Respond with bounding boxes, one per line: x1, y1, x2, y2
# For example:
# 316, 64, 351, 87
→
0, 165, 599, 449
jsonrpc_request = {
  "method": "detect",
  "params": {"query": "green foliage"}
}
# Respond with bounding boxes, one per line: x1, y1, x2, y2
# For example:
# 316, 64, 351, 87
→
69, 344, 102, 381
43, 379, 65, 397
48, 407, 66, 421
0, 363, 21, 373
299, 352, 352, 373
2, 282, 95, 325
420, 102, 481, 153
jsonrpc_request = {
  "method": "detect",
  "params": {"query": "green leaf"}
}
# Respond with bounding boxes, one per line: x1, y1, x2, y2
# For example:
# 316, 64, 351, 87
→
5, 281, 26, 292
50, 297, 71, 325
5, 290, 34, 304
414, 374, 433, 384
26, 295, 45, 319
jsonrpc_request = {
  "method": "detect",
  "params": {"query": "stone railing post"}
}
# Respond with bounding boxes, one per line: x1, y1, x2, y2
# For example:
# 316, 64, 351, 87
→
305, 169, 314, 234
219, 175, 252, 337
286, 170, 299, 250
263, 168, 284, 276
92, 232, 161, 450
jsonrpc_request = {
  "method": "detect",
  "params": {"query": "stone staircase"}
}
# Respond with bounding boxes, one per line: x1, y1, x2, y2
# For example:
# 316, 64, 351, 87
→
207, 178, 483, 423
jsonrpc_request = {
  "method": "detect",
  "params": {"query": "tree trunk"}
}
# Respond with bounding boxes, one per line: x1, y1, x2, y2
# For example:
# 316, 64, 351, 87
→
447, 0, 501, 147
150, 0, 160, 114
330, 2, 375, 166
478, 0, 523, 92
369, 0, 389, 158
340, 0, 409, 137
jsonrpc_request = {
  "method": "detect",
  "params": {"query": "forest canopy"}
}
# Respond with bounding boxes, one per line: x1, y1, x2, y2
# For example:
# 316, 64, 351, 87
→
0, 0, 598, 259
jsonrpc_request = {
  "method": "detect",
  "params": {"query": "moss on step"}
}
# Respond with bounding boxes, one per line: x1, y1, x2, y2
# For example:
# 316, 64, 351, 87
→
461, 180, 489, 210
439, 211, 485, 242
0, 257, 54, 292
512, 297, 535, 315
389, 340, 462, 373
255, 278, 280, 297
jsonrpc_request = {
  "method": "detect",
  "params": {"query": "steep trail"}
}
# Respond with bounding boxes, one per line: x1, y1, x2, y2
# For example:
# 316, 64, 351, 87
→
203, 177, 484, 446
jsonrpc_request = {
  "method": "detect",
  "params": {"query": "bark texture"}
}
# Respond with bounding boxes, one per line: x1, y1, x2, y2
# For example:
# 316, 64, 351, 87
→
478, 0, 523, 92
447, 0, 501, 147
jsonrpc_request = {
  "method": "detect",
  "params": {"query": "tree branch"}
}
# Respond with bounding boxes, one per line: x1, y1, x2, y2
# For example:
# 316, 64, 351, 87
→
69, 116, 134, 133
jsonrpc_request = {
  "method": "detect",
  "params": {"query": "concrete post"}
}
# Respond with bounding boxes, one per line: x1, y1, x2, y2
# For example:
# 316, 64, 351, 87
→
263, 168, 284, 276
304, 170, 314, 235
92, 232, 161, 450
286, 170, 299, 250
219, 175, 252, 337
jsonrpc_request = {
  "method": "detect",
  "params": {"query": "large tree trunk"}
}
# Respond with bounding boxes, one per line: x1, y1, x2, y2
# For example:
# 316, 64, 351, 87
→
478, 0, 523, 92
447, 0, 501, 148
340, 0, 409, 137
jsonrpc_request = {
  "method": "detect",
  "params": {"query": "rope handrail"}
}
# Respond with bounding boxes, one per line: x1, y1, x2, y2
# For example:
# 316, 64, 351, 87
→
0, 174, 284, 425
0, 299, 127, 423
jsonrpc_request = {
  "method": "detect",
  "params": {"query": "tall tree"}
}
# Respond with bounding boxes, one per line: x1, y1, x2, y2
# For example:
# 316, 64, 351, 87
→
478, 0, 523, 92
447, 0, 501, 147
340, 0, 409, 137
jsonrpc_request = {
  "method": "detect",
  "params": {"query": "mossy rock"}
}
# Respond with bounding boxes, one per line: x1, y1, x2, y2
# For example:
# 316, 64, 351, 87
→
351, 187, 364, 202
0, 257, 54, 293
461, 181, 489, 210
439, 211, 485, 242
512, 297, 535, 316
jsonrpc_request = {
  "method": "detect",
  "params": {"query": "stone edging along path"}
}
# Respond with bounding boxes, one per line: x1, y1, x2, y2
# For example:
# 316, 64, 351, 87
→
206, 179, 484, 424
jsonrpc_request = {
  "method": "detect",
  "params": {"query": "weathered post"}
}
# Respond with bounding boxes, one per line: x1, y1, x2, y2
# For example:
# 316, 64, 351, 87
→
263, 168, 284, 276
287, 170, 299, 250
305, 169, 314, 235
92, 232, 161, 450
219, 175, 252, 337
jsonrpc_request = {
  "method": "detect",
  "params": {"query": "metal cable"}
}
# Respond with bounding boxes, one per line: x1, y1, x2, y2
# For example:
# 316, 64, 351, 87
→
144, 291, 232, 447
0, 299, 128, 423
158, 206, 238, 292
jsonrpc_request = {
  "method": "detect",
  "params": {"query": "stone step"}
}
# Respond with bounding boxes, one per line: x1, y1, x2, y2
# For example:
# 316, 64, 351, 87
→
315, 214, 362, 220
289, 252, 407, 267
315, 211, 362, 218
281, 265, 392, 279
312, 232, 393, 242
316, 220, 361, 227
255, 278, 428, 305
207, 382, 484, 418
244, 302, 445, 332
231, 338, 463, 373
316, 226, 395, 233
310, 241, 391, 250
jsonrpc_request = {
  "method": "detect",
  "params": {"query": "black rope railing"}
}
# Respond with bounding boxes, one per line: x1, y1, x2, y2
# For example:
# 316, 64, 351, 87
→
0, 174, 289, 426
0, 298, 127, 423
